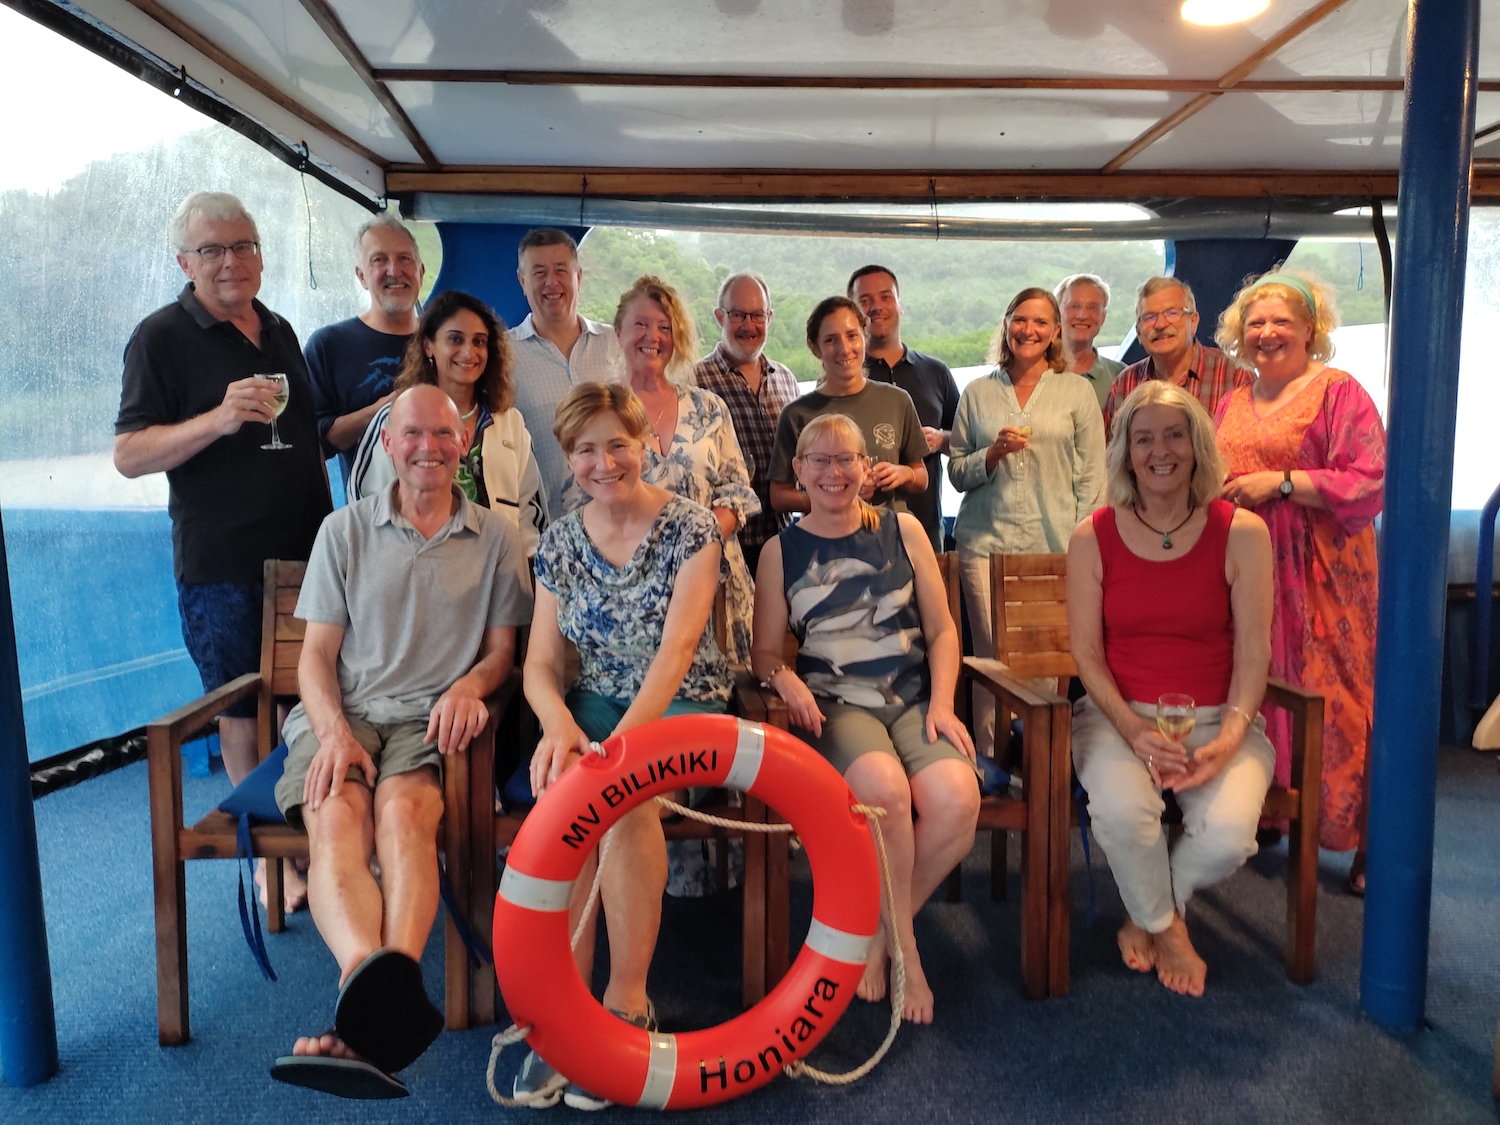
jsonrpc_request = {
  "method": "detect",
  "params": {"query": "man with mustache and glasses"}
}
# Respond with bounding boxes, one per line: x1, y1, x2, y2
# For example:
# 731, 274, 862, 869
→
692, 271, 801, 575
1102, 276, 1249, 435
848, 264, 960, 553
305, 212, 426, 485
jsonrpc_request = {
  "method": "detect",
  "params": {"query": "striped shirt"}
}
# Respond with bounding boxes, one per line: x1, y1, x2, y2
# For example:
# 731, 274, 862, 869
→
692, 343, 801, 556
1101, 343, 1251, 436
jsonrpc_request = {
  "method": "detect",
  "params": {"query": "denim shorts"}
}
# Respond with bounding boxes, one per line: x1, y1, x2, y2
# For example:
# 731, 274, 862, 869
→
176, 578, 262, 719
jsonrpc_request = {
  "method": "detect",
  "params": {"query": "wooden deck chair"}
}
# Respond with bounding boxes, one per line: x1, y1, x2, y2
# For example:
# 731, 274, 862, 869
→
970, 552, 1324, 996
146, 559, 510, 1045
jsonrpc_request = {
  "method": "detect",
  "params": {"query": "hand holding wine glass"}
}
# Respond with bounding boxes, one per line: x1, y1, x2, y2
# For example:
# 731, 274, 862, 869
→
1007, 410, 1033, 478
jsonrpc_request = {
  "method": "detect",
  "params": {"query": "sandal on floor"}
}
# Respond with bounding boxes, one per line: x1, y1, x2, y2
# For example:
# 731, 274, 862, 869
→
271, 1051, 408, 1099
1348, 852, 1366, 897
334, 948, 443, 1074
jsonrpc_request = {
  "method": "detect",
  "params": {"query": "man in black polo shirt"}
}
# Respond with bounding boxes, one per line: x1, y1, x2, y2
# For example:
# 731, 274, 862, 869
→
848, 264, 961, 552
114, 192, 331, 900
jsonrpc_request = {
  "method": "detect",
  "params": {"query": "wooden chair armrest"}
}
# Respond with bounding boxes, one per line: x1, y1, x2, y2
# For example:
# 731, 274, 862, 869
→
1263, 678, 1324, 792
145, 673, 263, 757
732, 668, 771, 724
962, 657, 1067, 714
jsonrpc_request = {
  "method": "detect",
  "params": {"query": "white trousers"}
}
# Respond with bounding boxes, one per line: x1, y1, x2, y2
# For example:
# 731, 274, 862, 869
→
1072, 696, 1274, 934
957, 547, 997, 761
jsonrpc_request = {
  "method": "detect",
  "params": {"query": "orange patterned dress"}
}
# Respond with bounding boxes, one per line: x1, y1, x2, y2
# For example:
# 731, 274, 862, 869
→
1215, 369, 1385, 851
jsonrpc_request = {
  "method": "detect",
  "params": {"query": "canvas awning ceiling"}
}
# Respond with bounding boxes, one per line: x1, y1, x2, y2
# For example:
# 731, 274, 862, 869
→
23, 0, 1500, 206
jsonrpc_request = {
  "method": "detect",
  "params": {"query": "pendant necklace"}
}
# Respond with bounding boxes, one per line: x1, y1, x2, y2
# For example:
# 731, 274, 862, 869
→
1132, 500, 1196, 550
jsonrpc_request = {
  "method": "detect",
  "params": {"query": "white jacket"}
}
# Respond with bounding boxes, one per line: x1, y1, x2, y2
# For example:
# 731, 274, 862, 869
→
347, 403, 547, 557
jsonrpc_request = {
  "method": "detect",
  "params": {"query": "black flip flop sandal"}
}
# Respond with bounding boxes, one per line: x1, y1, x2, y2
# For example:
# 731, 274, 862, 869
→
271, 1055, 409, 1099
334, 948, 443, 1074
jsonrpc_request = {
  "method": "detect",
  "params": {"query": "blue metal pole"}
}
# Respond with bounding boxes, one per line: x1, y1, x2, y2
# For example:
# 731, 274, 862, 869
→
1361, 0, 1479, 1031
0, 503, 58, 1084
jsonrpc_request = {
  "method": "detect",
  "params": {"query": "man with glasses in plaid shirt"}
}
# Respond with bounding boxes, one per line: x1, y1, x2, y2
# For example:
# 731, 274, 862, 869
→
1102, 276, 1251, 435
692, 271, 800, 576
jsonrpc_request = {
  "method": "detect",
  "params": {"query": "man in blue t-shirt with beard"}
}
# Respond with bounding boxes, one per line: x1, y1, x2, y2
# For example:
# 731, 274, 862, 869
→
305, 212, 425, 485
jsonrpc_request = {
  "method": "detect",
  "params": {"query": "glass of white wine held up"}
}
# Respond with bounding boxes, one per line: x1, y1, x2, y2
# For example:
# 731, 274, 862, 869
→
1007, 410, 1033, 479
259, 372, 291, 451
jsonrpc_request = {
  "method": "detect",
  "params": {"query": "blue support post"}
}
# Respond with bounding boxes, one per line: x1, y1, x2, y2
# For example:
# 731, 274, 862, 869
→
0, 504, 58, 1085
1361, 0, 1479, 1031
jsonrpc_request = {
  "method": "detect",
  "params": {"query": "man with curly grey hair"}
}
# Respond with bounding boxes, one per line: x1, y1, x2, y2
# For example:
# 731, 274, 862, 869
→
115, 190, 331, 908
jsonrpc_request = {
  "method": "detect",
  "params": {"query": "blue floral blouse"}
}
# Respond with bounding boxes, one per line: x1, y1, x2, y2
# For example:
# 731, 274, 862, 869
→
534, 494, 731, 704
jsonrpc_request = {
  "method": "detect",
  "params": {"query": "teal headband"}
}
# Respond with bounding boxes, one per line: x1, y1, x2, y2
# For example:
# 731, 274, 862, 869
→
1253, 272, 1317, 319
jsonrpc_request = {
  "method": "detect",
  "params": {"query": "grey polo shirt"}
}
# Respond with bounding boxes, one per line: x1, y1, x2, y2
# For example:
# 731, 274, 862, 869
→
280, 483, 533, 747
509, 314, 621, 521
1078, 353, 1125, 412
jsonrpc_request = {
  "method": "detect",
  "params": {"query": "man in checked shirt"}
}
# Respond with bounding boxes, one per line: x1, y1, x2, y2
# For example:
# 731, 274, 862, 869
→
692, 271, 802, 576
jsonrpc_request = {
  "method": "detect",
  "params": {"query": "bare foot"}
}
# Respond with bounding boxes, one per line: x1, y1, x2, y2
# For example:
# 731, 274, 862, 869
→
892, 943, 934, 1025
858, 928, 890, 1004
291, 1030, 360, 1060
1153, 915, 1207, 997
1116, 920, 1156, 973
255, 859, 308, 914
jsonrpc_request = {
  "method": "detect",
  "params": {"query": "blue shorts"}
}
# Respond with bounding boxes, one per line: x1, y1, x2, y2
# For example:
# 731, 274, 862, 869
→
176, 579, 262, 719
566, 690, 727, 744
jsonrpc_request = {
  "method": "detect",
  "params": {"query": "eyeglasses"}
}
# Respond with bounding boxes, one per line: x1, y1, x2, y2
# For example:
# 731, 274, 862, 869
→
721, 309, 769, 325
1137, 307, 1192, 327
1062, 302, 1105, 315
800, 453, 866, 470
186, 240, 261, 264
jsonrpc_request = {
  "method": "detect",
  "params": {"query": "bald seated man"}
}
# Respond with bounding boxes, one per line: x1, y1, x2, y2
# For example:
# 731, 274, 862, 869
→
271, 385, 533, 1099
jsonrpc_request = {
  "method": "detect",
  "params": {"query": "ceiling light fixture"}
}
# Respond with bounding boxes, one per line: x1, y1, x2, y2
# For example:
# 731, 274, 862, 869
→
1181, 0, 1270, 26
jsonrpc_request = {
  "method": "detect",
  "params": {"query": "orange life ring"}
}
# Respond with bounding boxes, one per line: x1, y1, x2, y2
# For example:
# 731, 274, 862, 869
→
493, 714, 880, 1109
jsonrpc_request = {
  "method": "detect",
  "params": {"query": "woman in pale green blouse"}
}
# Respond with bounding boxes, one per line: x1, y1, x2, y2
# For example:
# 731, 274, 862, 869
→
948, 286, 1107, 759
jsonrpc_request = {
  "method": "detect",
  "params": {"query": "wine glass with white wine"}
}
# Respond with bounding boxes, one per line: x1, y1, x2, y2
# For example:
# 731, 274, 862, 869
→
1156, 692, 1196, 773
260, 372, 291, 451
1007, 410, 1033, 479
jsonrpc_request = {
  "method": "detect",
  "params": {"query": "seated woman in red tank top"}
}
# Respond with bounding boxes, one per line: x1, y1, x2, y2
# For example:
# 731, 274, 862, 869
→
1066, 380, 1274, 998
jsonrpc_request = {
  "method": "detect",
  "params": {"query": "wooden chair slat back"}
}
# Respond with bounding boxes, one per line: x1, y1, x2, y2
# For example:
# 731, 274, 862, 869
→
263, 560, 307, 698
992, 552, 1077, 682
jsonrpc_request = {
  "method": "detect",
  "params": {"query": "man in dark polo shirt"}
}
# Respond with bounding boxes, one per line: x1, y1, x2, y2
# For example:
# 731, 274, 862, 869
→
848, 264, 960, 552
114, 190, 331, 824
304, 212, 424, 487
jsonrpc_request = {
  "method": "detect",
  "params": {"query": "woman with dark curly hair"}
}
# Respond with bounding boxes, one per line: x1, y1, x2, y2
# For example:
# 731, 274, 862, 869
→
348, 289, 546, 555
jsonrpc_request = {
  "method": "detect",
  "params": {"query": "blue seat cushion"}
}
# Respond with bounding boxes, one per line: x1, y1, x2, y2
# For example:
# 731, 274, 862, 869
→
218, 743, 289, 824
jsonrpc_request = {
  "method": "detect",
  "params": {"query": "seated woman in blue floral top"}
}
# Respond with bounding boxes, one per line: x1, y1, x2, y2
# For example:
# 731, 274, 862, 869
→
752, 413, 979, 1028
514, 381, 727, 1109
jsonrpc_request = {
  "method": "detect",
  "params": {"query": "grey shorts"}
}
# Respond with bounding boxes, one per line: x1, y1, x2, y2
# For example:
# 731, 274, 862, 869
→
275, 715, 443, 825
802, 699, 976, 780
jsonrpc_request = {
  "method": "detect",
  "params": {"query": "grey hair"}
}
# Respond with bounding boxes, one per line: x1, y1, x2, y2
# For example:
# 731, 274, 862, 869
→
170, 191, 258, 253
715, 270, 771, 309
1105, 380, 1224, 509
1055, 273, 1111, 308
354, 211, 420, 259
1134, 275, 1197, 317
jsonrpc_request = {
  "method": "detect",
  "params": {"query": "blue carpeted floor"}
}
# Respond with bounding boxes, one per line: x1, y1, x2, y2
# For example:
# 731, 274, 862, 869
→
2, 747, 1498, 1123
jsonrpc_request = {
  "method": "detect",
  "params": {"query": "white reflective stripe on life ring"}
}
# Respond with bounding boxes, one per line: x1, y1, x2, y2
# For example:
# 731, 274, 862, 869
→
635, 1033, 678, 1109
804, 918, 877, 966
723, 719, 766, 792
498, 866, 573, 912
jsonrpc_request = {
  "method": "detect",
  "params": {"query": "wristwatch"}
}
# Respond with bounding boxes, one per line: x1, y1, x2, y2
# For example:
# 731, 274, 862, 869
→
1279, 470, 1293, 498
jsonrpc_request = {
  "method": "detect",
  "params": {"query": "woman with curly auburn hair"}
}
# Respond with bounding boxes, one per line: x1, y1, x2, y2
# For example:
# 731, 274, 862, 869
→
1213, 270, 1385, 892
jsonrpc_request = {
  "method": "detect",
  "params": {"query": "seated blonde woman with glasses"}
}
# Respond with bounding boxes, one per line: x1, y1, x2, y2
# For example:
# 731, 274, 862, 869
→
752, 413, 979, 1026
